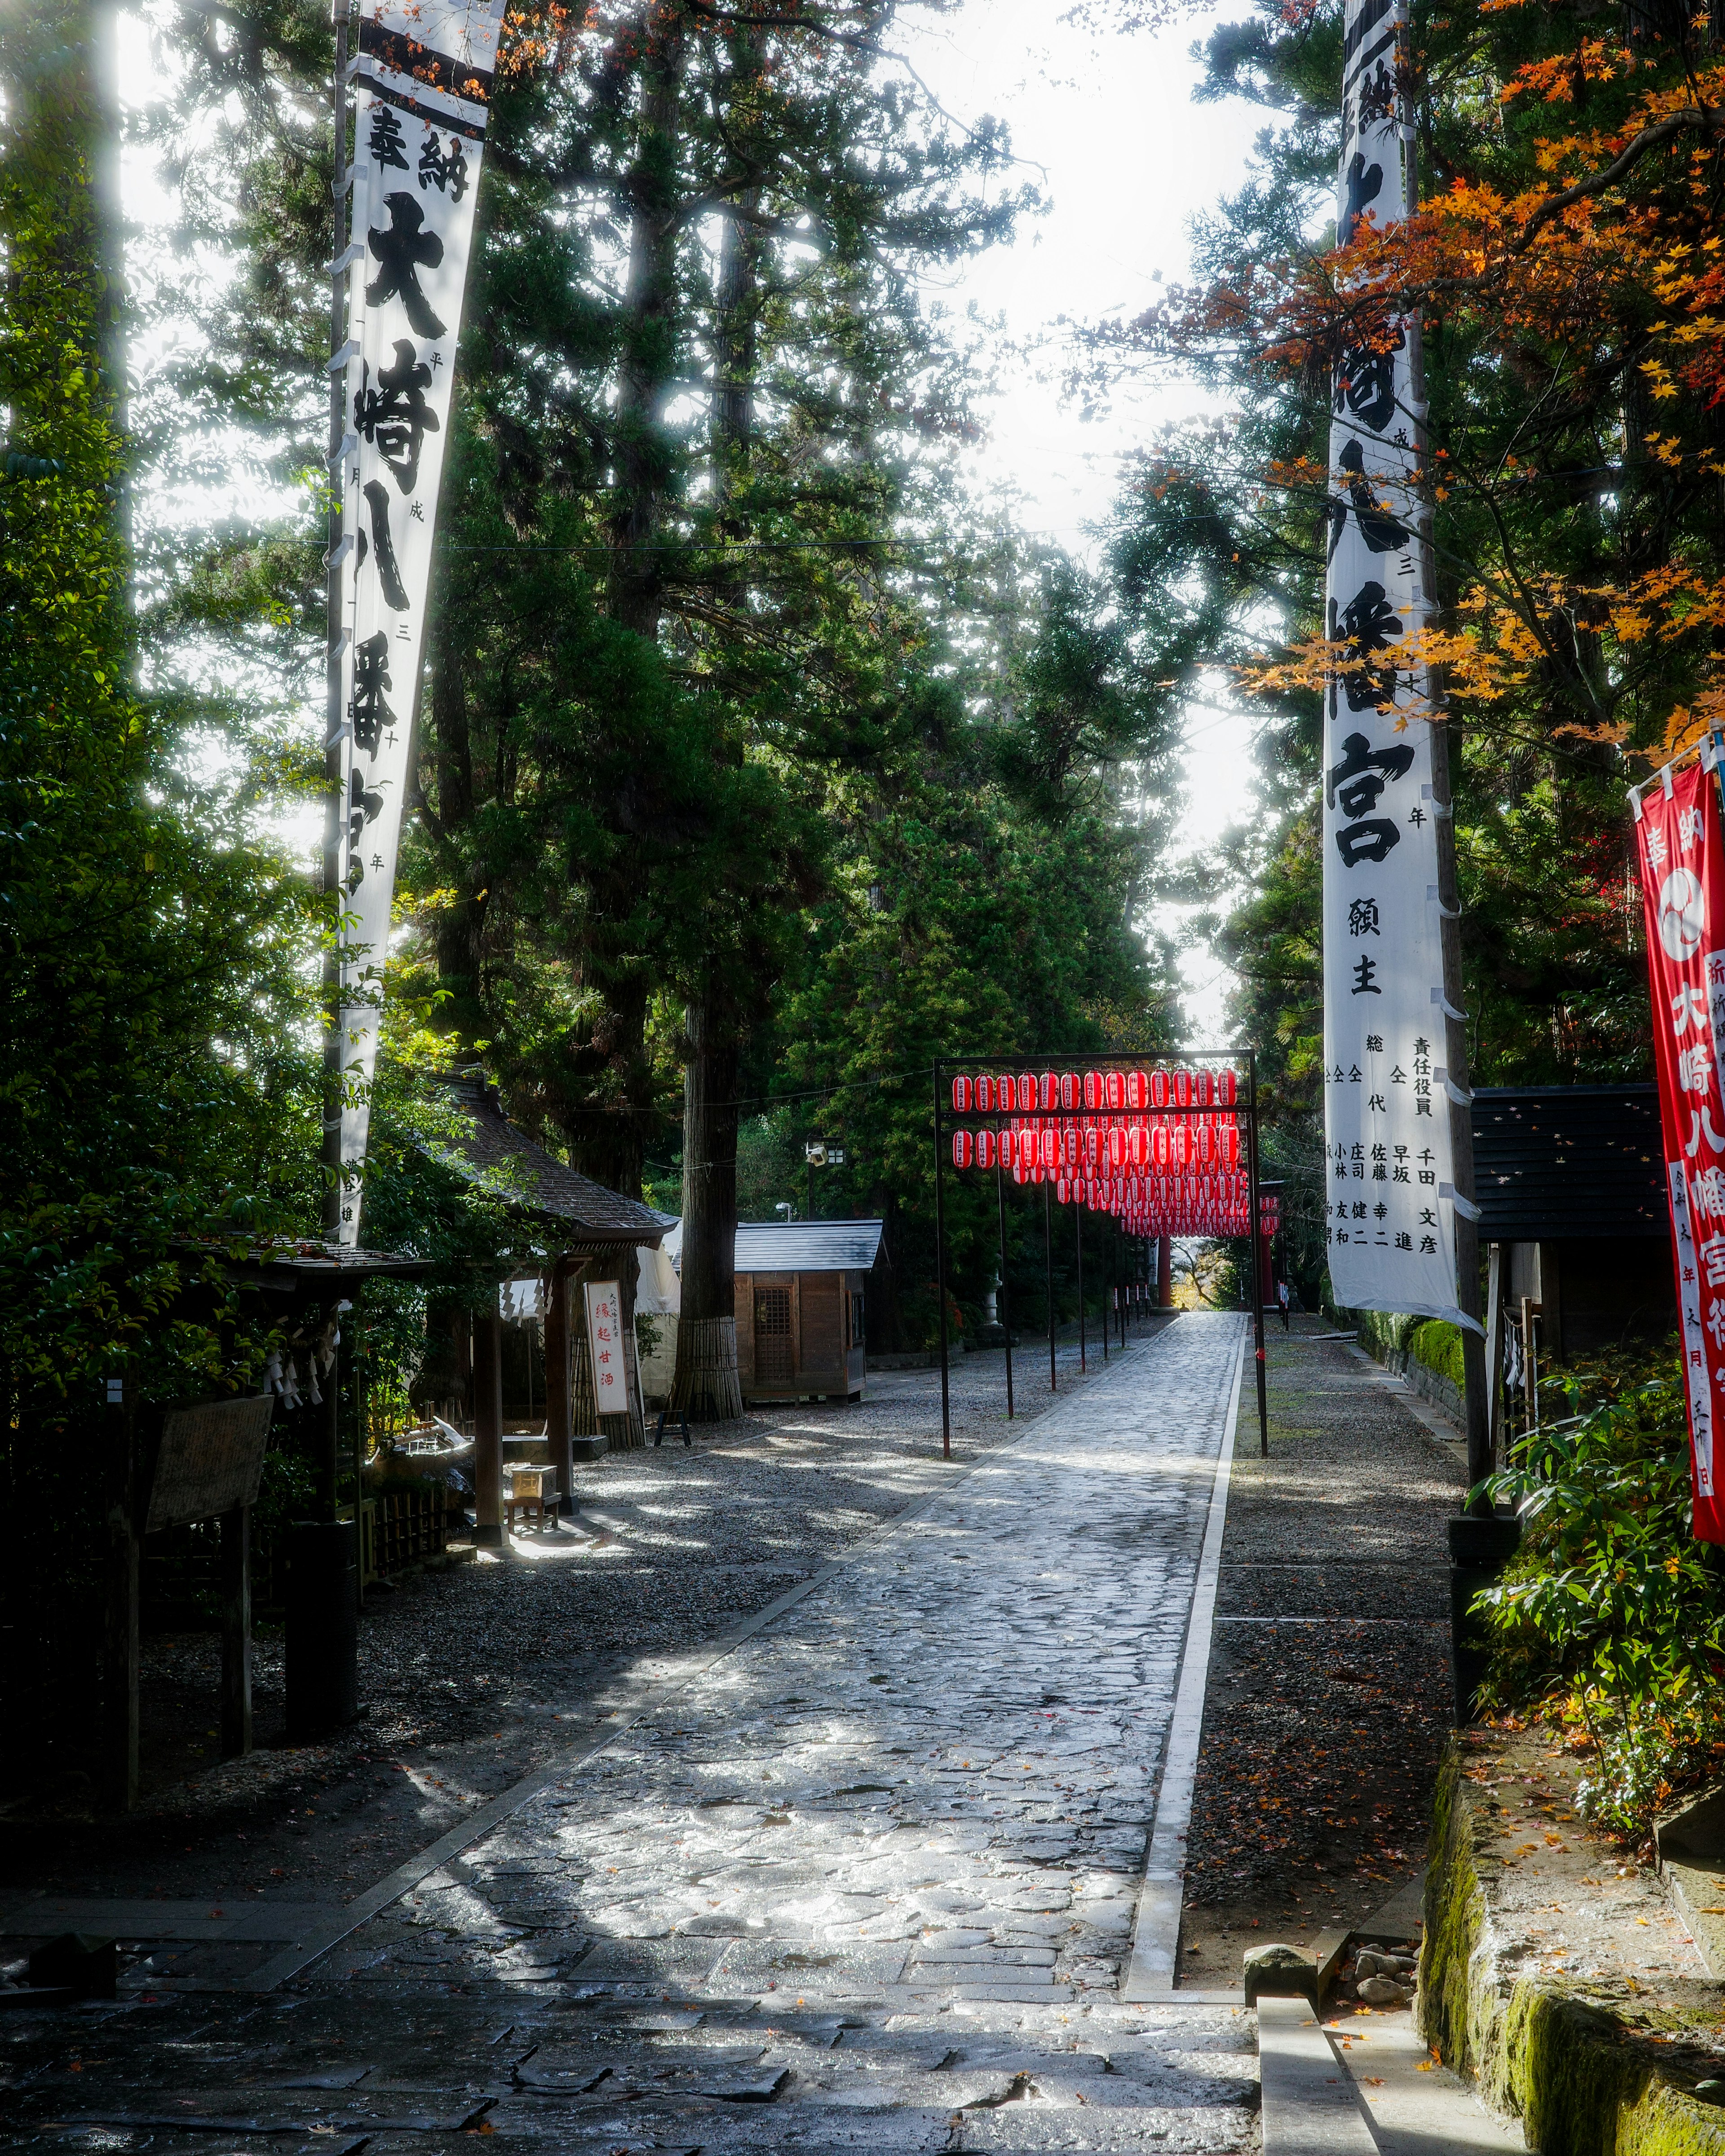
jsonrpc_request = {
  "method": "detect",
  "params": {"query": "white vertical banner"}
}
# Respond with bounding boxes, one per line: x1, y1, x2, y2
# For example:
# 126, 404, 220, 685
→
1321, 0, 1466, 1324
333, 0, 508, 1244
584, 1281, 627, 1418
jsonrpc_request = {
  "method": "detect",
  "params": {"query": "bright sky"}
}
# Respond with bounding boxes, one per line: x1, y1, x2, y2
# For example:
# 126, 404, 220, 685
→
902, 1, 1265, 1042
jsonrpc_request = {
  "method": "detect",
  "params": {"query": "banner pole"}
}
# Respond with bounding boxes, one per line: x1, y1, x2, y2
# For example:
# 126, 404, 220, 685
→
1076, 1200, 1086, 1373
321, 0, 351, 1240
995, 1116, 1014, 1419
933, 1062, 951, 1459
1045, 1178, 1056, 1393
1246, 1051, 1269, 1457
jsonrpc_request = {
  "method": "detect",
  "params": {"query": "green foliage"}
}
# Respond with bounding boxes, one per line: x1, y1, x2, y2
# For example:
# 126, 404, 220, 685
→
1477, 1368, 1725, 1837
1409, 1320, 1464, 1391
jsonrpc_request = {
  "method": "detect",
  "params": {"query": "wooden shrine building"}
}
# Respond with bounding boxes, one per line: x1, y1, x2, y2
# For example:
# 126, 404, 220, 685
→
728, 1219, 884, 1404
428, 1070, 665, 1537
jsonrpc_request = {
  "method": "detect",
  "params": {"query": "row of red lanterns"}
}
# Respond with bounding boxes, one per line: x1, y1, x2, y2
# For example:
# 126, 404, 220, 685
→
954, 1122, 1241, 1171
951, 1066, 1239, 1115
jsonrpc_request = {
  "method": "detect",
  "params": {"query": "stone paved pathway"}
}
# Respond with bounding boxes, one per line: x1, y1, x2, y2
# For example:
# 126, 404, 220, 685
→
4, 1312, 1258, 2154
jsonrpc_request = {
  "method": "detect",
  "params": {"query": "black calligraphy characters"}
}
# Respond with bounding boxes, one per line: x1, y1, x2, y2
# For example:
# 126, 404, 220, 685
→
349, 632, 396, 756
368, 102, 407, 171
1327, 729, 1414, 867
362, 478, 411, 611
355, 339, 438, 494
347, 768, 385, 888
1331, 580, 1405, 714
1340, 150, 1384, 244
418, 130, 469, 201
1333, 323, 1404, 437
1327, 438, 1413, 561
365, 192, 447, 340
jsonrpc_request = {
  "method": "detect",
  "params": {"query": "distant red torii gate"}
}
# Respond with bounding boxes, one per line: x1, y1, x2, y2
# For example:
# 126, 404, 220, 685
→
931, 1048, 1269, 1459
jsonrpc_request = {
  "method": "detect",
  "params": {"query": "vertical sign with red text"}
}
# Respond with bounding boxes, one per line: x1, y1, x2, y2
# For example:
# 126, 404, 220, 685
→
584, 1279, 627, 1419
1635, 760, 1725, 1544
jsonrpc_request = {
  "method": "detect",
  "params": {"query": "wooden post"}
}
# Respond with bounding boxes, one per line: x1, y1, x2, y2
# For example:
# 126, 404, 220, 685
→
1483, 1243, 1504, 1476
103, 1372, 138, 1813
1045, 1179, 1057, 1391
1076, 1202, 1086, 1373
544, 1259, 573, 1511
220, 1500, 252, 1757
933, 1061, 951, 1458
995, 1122, 1013, 1420
473, 1304, 503, 1546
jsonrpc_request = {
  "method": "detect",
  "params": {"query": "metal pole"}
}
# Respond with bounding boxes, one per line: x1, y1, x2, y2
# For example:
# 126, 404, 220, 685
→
321, 0, 352, 1240
1076, 1201, 1086, 1373
1244, 1052, 1269, 1457
933, 1064, 951, 1459
1045, 1178, 1056, 1393
995, 1119, 1014, 1419
1099, 1207, 1107, 1361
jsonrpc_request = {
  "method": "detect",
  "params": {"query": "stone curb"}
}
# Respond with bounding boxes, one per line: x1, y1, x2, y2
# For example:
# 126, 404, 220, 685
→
1421, 1738, 1725, 2155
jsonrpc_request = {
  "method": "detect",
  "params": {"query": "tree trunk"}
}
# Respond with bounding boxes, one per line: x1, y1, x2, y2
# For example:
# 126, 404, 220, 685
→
672, 985, 743, 1419
666, 164, 760, 1423
608, 2, 686, 639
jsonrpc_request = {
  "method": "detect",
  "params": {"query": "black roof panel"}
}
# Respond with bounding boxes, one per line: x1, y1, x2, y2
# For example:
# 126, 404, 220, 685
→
1471, 1085, 1666, 1241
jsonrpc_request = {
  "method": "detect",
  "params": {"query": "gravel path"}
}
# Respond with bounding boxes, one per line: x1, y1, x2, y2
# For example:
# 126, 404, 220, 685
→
1179, 1315, 1464, 1988
3, 1318, 1174, 1916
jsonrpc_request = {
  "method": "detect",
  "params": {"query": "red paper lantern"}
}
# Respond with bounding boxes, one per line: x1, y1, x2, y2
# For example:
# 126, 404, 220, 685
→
1039, 1070, 1057, 1112
1216, 1068, 1237, 1108
977, 1129, 996, 1171
1107, 1126, 1127, 1170
951, 1075, 971, 1113
1039, 1127, 1057, 1170
997, 1075, 1016, 1113
952, 1129, 973, 1168
1106, 1070, 1125, 1113
1059, 1071, 1078, 1111
1150, 1069, 1170, 1109
1172, 1067, 1191, 1110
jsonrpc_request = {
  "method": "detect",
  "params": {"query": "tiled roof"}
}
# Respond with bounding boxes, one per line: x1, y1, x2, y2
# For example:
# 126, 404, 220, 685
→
429, 1074, 665, 1246
659, 1218, 884, 1274
1472, 1085, 1666, 1241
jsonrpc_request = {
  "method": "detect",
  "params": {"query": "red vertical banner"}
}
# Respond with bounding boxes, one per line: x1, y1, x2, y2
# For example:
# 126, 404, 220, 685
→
1636, 761, 1725, 1543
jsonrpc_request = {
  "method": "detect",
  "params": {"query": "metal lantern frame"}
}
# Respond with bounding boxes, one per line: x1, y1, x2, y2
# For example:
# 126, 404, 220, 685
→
931, 1048, 1269, 1460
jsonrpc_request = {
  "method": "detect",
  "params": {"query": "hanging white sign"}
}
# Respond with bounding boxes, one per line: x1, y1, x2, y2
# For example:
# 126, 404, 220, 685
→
584, 1280, 627, 1418
1321, 0, 1467, 1324
332, 0, 507, 1245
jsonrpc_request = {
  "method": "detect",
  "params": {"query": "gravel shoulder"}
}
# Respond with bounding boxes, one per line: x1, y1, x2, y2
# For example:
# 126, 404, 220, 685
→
1179, 1313, 1465, 1988
2, 1317, 1174, 1917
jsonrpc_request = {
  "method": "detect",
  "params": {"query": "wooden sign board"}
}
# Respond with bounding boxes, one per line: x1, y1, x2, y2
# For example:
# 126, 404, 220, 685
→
146, 1396, 274, 1533
583, 1280, 627, 1416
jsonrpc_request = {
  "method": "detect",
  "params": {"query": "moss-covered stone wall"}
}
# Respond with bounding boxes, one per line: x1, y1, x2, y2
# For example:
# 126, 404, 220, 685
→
1421, 1741, 1725, 2154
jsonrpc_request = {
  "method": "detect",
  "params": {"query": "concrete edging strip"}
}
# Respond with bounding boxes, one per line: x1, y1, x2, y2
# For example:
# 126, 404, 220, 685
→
227, 1327, 1180, 1994
1257, 1996, 1381, 2155
1119, 1317, 1246, 2002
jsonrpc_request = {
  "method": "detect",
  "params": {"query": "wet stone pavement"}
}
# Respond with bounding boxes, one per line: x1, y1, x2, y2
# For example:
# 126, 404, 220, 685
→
4, 1312, 1262, 2153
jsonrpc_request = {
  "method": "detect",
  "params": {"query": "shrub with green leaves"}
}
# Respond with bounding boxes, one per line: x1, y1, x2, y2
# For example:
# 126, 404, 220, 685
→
1477, 1365, 1725, 1838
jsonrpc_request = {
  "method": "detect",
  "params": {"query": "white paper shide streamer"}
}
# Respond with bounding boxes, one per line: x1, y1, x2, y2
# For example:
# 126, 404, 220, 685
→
333, 0, 506, 1245
1321, 0, 1464, 1323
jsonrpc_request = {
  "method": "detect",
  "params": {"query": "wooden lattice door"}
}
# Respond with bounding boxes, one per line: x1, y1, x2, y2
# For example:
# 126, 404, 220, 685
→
753, 1286, 793, 1386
